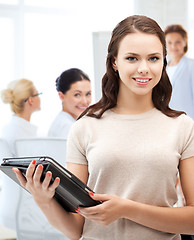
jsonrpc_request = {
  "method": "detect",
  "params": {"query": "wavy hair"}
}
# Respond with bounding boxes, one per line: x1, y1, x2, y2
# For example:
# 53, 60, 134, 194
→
79, 15, 184, 119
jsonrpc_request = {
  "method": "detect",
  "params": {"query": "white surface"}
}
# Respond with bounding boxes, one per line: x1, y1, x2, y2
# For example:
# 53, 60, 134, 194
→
0, 224, 17, 239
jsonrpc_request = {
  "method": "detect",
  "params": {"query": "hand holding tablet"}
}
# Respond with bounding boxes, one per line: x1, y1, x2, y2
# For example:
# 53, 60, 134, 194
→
0, 156, 101, 213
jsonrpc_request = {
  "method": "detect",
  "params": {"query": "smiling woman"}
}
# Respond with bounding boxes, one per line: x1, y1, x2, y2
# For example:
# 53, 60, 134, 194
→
164, 24, 194, 120
112, 33, 164, 107
13, 15, 194, 240
48, 68, 91, 138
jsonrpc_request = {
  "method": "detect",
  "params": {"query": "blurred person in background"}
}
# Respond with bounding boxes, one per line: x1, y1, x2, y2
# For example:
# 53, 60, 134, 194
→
0, 78, 41, 230
1, 78, 41, 155
48, 68, 92, 138
164, 24, 194, 120
0, 78, 69, 240
165, 25, 194, 240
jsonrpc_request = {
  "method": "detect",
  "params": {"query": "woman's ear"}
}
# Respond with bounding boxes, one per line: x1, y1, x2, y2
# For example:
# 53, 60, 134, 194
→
27, 97, 33, 106
112, 57, 118, 72
58, 91, 65, 101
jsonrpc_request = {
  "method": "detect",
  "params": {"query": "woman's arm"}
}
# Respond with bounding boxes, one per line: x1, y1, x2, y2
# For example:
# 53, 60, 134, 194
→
78, 156, 194, 235
14, 161, 89, 240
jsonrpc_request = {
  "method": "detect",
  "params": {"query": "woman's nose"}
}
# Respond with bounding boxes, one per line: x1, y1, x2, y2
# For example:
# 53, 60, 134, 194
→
137, 61, 149, 75
81, 96, 89, 106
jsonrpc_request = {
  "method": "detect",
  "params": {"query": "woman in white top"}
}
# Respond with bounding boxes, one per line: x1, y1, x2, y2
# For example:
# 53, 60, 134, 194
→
164, 24, 194, 120
0, 78, 41, 230
48, 68, 92, 138
14, 15, 194, 240
165, 25, 194, 240
1, 78, 41, 155
1, 79, 68, 240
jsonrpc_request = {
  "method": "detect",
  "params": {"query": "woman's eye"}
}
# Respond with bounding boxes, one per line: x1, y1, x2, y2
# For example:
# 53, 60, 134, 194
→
86, 92, 91, 97
127, 57, 137, 62
149, 56, 159, 62
74, 93, 80, 97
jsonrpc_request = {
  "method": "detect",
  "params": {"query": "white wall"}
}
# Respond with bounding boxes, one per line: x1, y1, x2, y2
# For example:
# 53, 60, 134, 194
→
0, 0, 193, 135
0, 0, 134, 135
134, 0, 188, 29
92, 0, 194, 102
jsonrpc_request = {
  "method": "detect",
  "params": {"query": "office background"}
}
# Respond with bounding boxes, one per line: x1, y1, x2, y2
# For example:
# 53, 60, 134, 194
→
0, 0, 193, 135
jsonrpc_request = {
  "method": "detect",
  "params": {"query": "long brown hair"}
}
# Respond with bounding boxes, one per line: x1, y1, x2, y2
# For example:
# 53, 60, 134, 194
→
79, 15, 184, 119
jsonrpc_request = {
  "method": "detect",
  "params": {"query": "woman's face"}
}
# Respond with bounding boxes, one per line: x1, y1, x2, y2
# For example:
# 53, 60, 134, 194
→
60, 80, 91, 119
112, 32, 164, 99
165, 32, 186, 59
31, 88, 41, 111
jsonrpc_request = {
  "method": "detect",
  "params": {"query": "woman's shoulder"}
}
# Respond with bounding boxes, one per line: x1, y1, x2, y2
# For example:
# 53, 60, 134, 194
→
176, 113, 193, 121
174, 113, 194, 131
1, 115, 37, 139
156, 110, 193, 129
70, 110, 111, 132
73, 114, 99, 128
182, 55, 194, 65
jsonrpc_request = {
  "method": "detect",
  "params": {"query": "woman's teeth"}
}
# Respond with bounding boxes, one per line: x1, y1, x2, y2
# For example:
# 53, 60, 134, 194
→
135, 79, 149, 83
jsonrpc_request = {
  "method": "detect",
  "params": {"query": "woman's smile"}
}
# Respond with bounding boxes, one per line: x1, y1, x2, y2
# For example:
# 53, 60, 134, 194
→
132, 77, 152, 85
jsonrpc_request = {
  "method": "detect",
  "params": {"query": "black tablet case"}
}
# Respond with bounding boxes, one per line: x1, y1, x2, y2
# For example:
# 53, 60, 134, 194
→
0, 156, 100, 213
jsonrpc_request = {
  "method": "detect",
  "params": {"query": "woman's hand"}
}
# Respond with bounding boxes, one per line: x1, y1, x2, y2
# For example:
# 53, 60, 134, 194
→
13, 159, 60, 207
77, 193, 127, 225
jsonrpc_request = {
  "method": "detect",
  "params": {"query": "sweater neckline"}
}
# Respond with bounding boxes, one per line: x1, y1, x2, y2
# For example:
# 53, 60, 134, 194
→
106, 107, 158, 120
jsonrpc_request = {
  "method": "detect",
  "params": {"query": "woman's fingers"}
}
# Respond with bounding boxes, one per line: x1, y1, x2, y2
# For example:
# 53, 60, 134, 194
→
42, 171, 52, 189
33, 164, 44, 187
25, 159, 37, 183
49, 177, 60, 191
12, 167, 27, 187
13, 160, 60, 195
41, 170, 60, 191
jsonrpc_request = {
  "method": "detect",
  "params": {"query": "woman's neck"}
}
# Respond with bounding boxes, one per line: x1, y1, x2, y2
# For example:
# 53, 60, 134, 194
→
62, 106, 77, 120
168, 55, 183, 66
114, 94, 154, 115
17, 111, 31, 122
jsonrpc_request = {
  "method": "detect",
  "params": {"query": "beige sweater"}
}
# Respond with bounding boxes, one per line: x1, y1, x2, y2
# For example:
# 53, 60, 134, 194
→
66, 108, 194, 240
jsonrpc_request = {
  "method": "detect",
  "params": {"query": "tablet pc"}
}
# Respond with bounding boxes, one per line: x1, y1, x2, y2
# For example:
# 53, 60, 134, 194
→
0, 156, 101, 213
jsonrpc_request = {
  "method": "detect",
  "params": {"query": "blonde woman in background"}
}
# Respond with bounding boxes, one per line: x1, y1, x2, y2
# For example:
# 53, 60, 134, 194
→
0, 78, 68, 240
0, 78, 41, 232
1, 78, 41, 156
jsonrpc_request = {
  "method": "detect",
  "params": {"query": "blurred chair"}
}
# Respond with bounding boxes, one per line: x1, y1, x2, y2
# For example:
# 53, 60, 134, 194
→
0, 224, 17, 240
14, 137, 68, 240
15, 137, 67, 166
0, 138, 17, 239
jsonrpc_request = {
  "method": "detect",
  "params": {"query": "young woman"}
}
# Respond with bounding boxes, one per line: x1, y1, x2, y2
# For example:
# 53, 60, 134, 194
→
164, 24, 194, 120
48, 68, 92, 138
14, 15, 194, 240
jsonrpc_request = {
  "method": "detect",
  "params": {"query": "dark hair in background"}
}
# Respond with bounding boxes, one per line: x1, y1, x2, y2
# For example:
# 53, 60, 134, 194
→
164, 24, 188, 53
56, 68, 90, 94
79, 15, 185, 119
